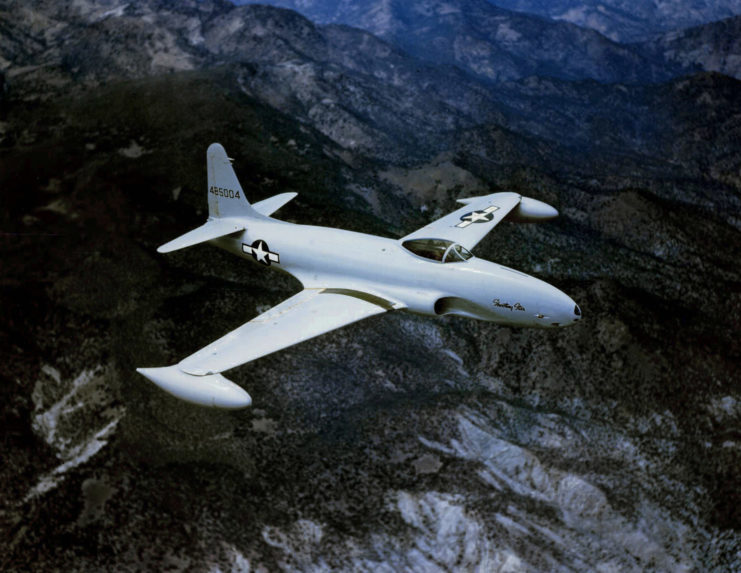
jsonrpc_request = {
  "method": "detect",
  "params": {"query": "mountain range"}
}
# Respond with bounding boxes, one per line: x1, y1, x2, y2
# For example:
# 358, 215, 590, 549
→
234, 0, 741, 82
1, 0, 740, 570
236, 0, 741, 42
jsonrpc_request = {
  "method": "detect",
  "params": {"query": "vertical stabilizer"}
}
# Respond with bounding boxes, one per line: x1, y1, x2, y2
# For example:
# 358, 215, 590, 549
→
207, 143, 262, 219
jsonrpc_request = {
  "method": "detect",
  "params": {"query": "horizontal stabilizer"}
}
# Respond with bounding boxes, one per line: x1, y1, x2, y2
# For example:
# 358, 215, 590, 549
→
253, 192, 298, 217
157, 217, 244, 253
137, 366, 252, 409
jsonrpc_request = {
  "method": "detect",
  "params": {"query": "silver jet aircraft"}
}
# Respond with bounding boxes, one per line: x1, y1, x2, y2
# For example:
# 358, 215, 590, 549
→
138, 144, 581, 408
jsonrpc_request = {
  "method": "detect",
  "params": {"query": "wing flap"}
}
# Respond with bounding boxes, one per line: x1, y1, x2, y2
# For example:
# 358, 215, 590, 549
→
178, 289, 388, 376
401, 192, 522, 251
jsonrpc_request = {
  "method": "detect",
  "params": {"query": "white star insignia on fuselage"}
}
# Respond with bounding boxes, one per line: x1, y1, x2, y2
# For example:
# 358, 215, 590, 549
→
242, 240, 280, 266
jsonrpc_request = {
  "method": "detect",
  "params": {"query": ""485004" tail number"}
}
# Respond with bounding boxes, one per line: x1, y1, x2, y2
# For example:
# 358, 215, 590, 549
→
210, 186, 240, 199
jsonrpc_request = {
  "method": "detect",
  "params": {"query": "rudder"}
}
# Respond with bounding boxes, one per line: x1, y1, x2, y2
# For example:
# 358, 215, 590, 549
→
207, 143, 261, 219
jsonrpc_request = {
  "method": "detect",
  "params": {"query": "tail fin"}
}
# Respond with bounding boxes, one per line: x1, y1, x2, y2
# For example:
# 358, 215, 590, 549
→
207, 143, 262, 219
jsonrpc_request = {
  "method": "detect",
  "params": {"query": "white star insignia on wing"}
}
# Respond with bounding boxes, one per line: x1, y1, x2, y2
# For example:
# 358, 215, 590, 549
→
456, 205, 500, 228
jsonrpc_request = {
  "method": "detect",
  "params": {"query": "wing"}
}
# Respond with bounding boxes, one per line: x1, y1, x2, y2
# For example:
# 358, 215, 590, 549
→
401, 192, 522, 251
138, 289, 391, 408
181, 288, 388, 375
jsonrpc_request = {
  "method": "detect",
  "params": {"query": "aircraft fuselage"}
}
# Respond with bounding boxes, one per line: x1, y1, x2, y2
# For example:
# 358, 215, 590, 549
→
212, 218, 581, 329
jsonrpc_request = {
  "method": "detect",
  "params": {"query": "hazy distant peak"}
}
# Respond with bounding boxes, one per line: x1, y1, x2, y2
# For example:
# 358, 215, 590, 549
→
481, 0, 741, 42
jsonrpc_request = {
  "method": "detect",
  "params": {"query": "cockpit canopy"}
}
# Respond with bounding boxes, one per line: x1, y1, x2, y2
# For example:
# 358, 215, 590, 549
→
402, 239, 473, 263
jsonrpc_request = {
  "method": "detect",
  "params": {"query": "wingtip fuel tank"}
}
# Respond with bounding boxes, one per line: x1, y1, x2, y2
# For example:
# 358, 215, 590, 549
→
509, 196, 559, 222
137, 366, 252, 409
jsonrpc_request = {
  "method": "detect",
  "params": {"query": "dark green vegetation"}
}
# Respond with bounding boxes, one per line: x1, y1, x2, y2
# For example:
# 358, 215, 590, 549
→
1, 0, 740, 570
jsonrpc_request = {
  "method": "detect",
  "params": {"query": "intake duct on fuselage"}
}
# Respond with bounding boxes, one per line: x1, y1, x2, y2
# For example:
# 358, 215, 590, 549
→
434, 297, 489, 319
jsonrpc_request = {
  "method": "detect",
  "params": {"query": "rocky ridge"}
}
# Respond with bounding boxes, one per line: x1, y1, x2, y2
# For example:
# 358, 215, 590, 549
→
641, 15, 741, 80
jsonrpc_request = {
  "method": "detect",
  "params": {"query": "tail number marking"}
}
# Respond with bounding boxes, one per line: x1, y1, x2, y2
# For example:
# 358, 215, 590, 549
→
210, 186, 241, 199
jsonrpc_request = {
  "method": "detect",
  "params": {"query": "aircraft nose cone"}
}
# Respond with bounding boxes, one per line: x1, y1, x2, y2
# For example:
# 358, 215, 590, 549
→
544, 291, 581, 328
558, 298, 582, 326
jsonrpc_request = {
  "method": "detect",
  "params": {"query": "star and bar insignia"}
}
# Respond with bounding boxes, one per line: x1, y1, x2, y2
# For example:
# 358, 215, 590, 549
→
456, 205, 500, 228
242, 239, 280, 266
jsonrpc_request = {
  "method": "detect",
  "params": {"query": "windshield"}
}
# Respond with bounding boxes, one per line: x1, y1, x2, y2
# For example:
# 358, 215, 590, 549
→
402, 239, 473, 263
445, 243, 473, 262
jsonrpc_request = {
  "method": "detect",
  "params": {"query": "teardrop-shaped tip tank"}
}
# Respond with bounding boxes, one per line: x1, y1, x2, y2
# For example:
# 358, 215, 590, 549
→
509, 196, 559, 222
137, 366, 252, 409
